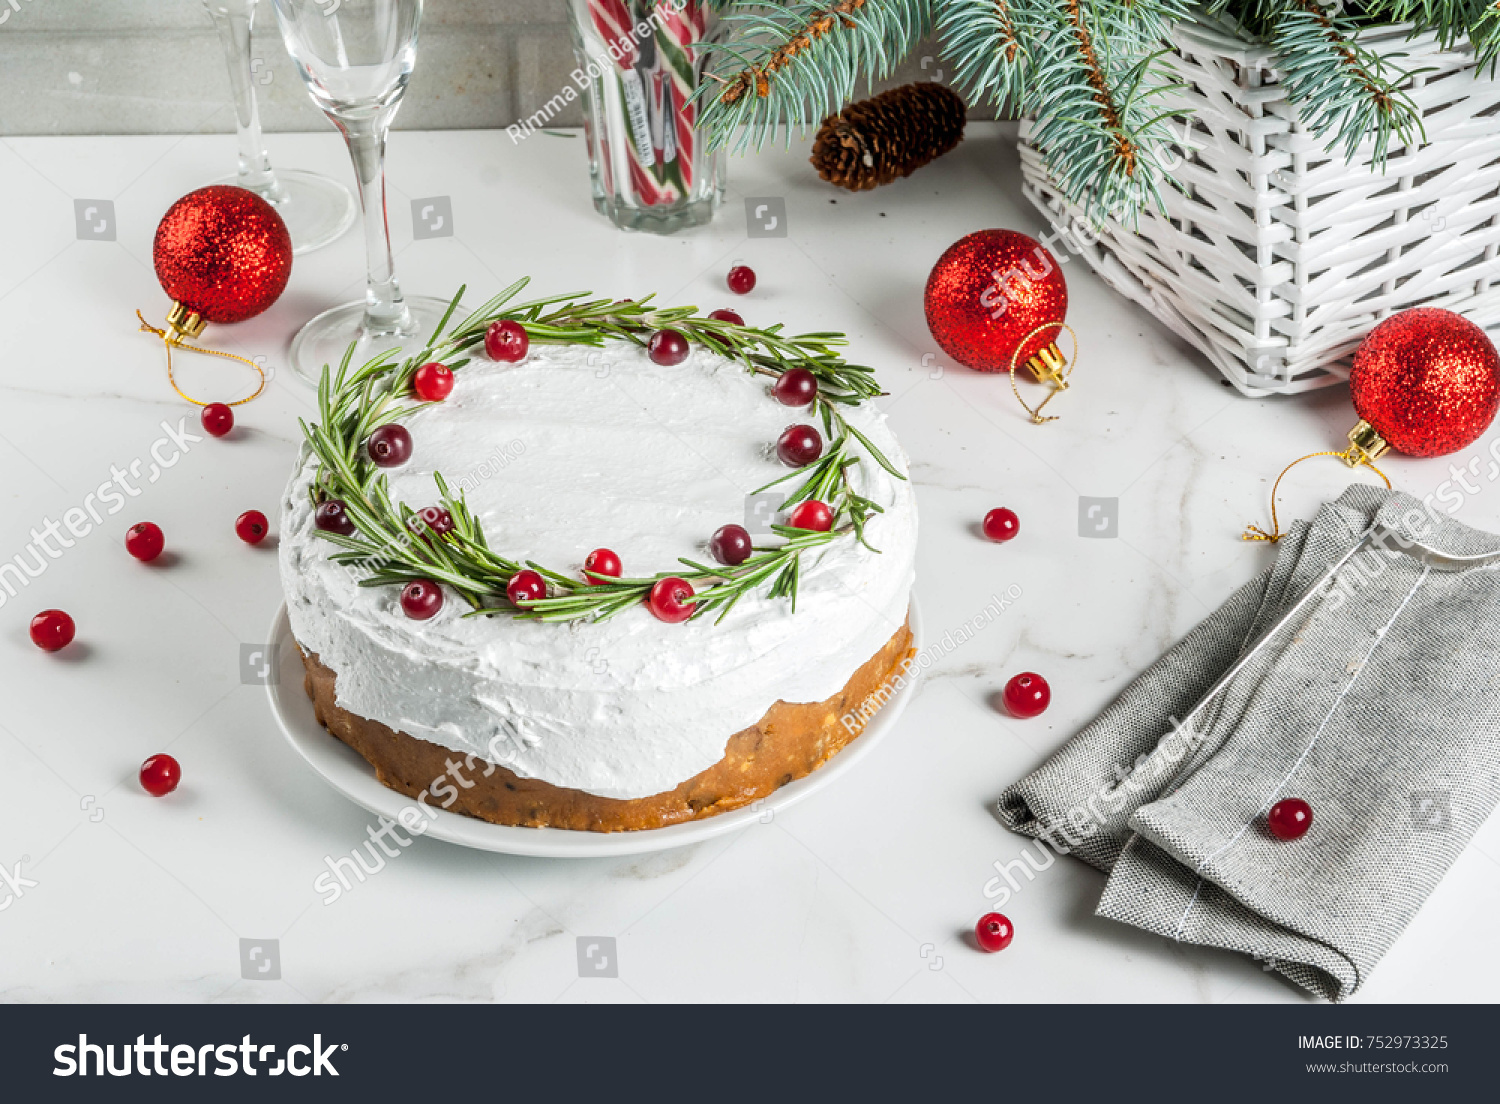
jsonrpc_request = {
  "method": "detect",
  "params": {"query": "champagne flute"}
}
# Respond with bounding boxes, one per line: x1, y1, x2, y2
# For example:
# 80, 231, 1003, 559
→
270, 0, 449, 384
202, 0, 356, 254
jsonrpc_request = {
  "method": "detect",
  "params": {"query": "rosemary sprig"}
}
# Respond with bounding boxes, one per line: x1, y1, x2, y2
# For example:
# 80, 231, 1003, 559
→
299, 280, 906, 625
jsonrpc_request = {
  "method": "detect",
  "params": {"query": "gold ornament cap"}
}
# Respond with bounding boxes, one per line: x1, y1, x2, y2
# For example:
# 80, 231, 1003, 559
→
1008, 324, 1078, 425
136, 302, 264, 407
1244, 420, 1394, 543
1023, 342, 1070, 390
165, 301, 208, 341
1341, 419, 1390, 467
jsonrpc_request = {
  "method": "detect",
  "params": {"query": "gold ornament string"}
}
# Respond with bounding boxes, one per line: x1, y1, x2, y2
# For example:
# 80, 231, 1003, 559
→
136, 310, 266, 407
1243, 450, 1392, 543
1008, 322, 1077, 424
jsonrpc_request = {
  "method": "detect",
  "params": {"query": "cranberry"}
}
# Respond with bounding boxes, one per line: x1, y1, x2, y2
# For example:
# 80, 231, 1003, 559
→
584, 548, 622, 582
29, 609, 75, 652
648, 329, 690, 366
235, 510, 269, 545
506, 569, 546, 606
776, 424, 824, 467
1003, 672, 1050, 718
709, 524, 753, 566
200, 402, 234, 437
647, 576, 695, 623
975, 912, 1013, 952
416, 506, 454, 537
727, 265, 757, 294
314, 499, 356, 537
125, 522, 165, 562
139, 754, 181, 797
1268, 798, 1313, 841
773, 368, 818, 407
786, 499, 833, 532
412, 361, 454, 402
400, 579, 443, 620
485, 320, 529, 362
366, 423, 413, 468
983, 508, 1020, 542
702, 312, 743, 352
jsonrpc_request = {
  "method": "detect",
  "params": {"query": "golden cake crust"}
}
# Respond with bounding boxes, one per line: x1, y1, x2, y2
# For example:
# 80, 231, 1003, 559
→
296, 614, 914, 832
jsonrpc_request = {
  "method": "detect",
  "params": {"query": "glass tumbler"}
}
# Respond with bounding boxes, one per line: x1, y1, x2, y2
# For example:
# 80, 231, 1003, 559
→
566, 0, 725, 233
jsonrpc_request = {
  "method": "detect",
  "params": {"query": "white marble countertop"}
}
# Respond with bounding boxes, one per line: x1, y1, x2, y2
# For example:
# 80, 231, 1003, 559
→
1, 123, 1496, 1004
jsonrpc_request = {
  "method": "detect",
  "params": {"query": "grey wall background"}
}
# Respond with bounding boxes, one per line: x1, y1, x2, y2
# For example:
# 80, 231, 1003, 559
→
0, 0, 987, 136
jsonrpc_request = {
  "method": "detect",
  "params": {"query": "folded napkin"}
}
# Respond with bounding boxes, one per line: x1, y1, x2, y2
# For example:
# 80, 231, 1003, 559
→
998, 484, 1500, 1000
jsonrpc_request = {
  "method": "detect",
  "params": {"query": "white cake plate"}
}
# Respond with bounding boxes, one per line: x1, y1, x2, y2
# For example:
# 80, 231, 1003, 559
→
264, 599, 923, 857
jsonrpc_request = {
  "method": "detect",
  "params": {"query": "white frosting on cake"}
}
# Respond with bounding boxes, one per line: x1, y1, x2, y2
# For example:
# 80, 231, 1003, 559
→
279, 339, 917, 800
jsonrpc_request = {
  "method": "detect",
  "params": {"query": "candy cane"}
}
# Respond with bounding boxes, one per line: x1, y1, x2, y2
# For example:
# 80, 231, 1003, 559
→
654, 1, 703, 101
585, 0, 705, 208
588, 0, 662, 204
588, 0, 638, 68
600, 136, 616, 198
629, 157, 670, 206
654, 1, 704, 192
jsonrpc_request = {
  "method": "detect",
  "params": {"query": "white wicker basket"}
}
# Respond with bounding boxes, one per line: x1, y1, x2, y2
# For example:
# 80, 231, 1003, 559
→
1018, 14, 1500, 396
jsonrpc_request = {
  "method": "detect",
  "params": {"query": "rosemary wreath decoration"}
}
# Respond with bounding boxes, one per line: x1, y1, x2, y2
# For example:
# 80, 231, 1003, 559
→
299, 279, 906, 625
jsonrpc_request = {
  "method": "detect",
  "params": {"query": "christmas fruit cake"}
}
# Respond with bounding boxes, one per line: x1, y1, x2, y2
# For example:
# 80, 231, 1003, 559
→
278, 285, 917, 832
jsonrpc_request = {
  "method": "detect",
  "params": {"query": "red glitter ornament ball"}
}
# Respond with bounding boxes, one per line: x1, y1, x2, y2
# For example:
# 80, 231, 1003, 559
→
153, 186, 292, 324
1350, 308, 1500, 457
924, 229, 1067, 373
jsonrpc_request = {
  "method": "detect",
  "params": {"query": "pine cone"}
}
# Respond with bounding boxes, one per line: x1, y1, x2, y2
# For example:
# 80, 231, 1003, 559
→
811, 82, 967, 192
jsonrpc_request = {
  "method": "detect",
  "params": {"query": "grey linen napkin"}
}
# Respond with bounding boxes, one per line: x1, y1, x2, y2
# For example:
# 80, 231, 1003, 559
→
998, 484, 1500, 1001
